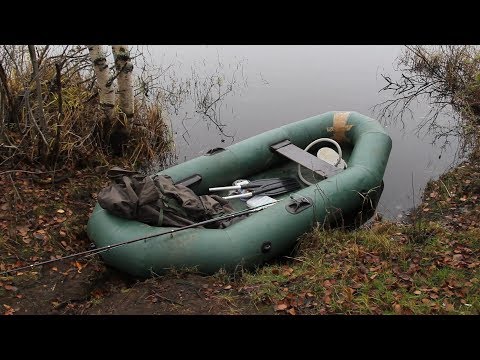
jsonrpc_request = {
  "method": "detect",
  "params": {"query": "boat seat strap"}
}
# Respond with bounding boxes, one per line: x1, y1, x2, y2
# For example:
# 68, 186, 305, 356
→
271, 140, 342, 178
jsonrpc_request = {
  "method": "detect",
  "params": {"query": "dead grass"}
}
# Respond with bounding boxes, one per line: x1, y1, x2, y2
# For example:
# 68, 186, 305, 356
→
240, 157, 480, 315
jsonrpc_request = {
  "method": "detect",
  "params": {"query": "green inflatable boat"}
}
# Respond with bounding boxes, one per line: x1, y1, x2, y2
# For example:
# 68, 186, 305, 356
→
87, 111, 392, 277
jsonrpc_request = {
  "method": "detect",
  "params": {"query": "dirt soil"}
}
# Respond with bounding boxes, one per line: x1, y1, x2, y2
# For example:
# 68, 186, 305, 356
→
0, 166, 270, 315
1, 156, 479, 315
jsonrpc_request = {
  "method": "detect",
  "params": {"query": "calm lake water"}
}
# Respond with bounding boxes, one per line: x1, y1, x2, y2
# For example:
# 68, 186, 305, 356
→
148, 45, 458, 219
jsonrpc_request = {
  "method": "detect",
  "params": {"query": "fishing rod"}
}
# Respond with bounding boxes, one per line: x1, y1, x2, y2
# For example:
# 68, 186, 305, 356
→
0, 202, 277, 276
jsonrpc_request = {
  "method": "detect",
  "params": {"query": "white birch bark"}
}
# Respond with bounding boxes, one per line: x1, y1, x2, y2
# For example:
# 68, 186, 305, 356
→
28, 45, 46, 131
112, 45, 134, 118
28, 45, 48, 160
87, 45, 115, 119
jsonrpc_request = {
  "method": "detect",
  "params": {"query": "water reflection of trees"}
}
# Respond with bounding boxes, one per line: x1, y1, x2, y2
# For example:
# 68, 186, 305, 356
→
375, 45, 480, 158
135, 47, 247, 145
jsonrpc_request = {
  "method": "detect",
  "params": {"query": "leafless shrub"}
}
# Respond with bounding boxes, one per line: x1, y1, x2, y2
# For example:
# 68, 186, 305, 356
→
0, 45, 245, 171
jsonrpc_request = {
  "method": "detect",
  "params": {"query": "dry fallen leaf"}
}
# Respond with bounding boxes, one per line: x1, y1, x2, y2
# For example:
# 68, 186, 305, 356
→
287, 308, 296, 315
275, 303, 288, 311
56, 209, 65, 214
4, 285, 18, 292
414, 290, 422, 295
444, 301, 454, 312
453, 254, 463, 261
398, 274, 412, 282
33, 232, 45, 241
345, 288, 355, 302
91, 289, 104, 299
16, 226, 29, 236
74, 261, 84, 273
393, 303, 402, 314
3, 304, 15, 315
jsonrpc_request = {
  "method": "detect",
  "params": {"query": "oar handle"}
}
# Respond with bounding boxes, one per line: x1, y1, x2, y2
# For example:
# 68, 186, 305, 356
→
210, 185, 241, 191
223, 192, 253, 200
210, 184, 261, 192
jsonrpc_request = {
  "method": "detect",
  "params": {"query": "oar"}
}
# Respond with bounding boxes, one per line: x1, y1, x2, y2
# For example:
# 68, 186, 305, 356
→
209, 177, 297, 192
223, 180, 300, 200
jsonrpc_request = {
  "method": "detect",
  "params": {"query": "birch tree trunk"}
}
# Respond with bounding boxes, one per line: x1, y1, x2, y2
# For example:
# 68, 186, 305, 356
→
0, 61, 14, 117
87, 45, 115, 119
28, 45, 47, 160
112, 45, 134, 118
0, 61, 9, 142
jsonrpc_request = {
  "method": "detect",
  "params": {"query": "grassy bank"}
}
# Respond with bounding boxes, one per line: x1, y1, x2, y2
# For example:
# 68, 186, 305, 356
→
239, 152, 480, 315
1, 152, 478, 315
